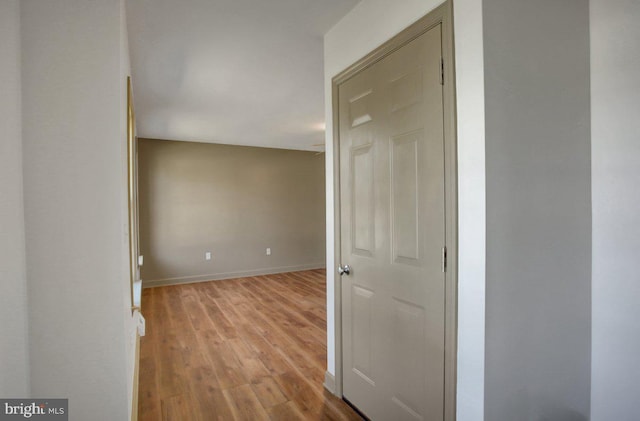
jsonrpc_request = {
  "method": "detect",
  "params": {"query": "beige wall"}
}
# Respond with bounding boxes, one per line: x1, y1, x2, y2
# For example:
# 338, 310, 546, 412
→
138, 139, 326, 286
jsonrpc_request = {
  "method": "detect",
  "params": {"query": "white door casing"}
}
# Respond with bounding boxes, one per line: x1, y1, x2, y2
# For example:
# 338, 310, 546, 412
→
333, 3, 457, 420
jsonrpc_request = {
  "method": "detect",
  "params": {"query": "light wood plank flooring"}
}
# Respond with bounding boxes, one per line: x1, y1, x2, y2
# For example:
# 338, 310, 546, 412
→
138, 269, 362, 420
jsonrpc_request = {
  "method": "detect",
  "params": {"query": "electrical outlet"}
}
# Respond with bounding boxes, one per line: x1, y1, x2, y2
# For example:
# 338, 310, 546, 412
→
266, 248, 271, 256
205, 251, 212, 261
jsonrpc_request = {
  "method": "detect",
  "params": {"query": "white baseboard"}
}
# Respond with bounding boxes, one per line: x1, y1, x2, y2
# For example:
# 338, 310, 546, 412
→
142, 263, 325, 288
324, 371, 338, 396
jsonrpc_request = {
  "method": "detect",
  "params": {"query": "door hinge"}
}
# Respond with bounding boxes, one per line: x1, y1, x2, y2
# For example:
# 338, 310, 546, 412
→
441, 246, 447, 273
439, 57, 444, 85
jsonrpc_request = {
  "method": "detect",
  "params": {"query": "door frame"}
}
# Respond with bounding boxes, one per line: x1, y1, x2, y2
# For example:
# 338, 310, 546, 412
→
330, 2, 458, 419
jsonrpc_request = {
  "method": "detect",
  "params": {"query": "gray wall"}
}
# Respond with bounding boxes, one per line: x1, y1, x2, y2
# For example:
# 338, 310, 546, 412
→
0, 0, 30, 397
138, 139, 326, 286
483, 1, 591, 420
590, 0, 640, 419
21, 0, 131, 418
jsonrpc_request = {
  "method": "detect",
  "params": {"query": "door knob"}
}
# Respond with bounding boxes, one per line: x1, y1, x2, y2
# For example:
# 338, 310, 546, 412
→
338, 265, 351, 276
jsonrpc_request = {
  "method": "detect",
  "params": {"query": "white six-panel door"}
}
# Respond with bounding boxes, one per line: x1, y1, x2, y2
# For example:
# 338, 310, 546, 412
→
339, 24, 446, 421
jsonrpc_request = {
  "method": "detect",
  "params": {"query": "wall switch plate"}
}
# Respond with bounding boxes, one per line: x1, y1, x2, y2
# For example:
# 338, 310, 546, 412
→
266, 248, 271, 256
205, 251, 212, 260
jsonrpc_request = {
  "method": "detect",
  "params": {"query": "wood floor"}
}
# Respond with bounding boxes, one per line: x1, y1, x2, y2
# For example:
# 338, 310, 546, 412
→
138, 269, 362, 421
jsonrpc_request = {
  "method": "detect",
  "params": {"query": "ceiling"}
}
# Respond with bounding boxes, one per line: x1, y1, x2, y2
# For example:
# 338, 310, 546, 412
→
126, 0, 360, 151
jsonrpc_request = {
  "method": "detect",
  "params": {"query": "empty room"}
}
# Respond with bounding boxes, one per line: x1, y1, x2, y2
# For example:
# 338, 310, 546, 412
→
2, 0, 639, 421
126, 0, 362, 419
135, 139, 343, 419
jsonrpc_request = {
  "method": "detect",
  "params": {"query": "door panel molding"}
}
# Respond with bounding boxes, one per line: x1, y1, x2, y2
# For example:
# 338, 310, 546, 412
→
330, 2, 457, 420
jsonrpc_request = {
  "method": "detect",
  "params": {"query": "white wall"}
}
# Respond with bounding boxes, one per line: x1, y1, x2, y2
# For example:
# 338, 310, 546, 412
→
453, 1, 486, 418
119, 0, 139, 417
483, 0, 591, 419
324, 1, 486, 419
590, 1, 640, 419
0, 0, 30, 398
21, 0, 132, 419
